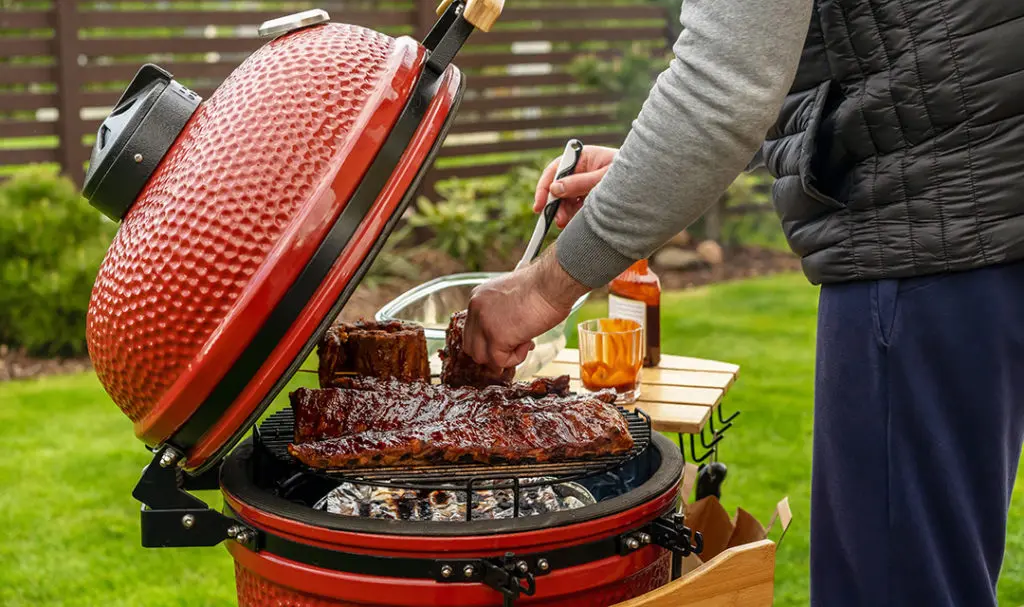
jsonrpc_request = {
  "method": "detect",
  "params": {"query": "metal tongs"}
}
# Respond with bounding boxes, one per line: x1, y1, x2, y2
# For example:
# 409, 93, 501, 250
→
515, 139, 584, 270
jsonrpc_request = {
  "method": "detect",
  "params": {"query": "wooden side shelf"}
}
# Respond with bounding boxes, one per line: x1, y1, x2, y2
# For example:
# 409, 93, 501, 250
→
535, 349, 740, 435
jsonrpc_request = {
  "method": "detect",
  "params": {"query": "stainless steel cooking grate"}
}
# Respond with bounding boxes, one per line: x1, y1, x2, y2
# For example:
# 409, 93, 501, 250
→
253, 405, 652, 504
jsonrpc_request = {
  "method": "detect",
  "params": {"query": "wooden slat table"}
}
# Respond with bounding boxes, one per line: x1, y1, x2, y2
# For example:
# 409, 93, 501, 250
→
534, 349, 740, 435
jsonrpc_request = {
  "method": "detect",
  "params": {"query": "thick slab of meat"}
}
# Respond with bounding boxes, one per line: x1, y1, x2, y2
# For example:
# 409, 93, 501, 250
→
333, 375, 571, 399
438, 310, 515, 388
317, 319, 430, 387
291, 376, 573, 444
287, 382, 631, 469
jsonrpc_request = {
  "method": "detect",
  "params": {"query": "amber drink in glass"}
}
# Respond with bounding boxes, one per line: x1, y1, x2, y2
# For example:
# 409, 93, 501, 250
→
577, 318, 644, 404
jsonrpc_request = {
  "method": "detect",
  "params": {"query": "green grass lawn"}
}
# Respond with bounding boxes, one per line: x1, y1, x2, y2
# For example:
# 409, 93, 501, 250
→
2, 272, 1023, 606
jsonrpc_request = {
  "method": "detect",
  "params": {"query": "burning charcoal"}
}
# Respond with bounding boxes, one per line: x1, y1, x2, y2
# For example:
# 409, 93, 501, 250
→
314, 479, 595, 522
368, 502, 400, 520
562, 496, 586, 510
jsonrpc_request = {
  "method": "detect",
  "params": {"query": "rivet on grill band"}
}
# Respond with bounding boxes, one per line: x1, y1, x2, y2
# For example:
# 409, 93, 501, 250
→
639, 533, 652, 545
626, 537, 640, 550
133, 153, 143, 163
517, 560, 529, 573
440, 565, 453, 578
463, 564, 475, 578
538, 559, 550, 571
180, 514, 195, 529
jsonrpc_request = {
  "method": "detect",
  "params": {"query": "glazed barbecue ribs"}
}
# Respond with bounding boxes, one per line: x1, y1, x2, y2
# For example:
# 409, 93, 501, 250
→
438, 310, 515, 388
317, 319, 431, 386
291, 376, 572, 443
287, 379, 633, 469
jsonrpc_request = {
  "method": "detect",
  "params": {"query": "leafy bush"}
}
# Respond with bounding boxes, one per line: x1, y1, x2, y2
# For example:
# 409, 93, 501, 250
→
361, 223, 422, 289
406, 155, 554, 271
569, 43, 672, 131
720, 171, 789, 251
0, 166, 117, 357
406, 181, 495, 271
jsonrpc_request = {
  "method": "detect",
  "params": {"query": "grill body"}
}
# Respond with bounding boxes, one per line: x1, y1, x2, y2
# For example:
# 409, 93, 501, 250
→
230, 546, 671, 606
217, 432, 685, 606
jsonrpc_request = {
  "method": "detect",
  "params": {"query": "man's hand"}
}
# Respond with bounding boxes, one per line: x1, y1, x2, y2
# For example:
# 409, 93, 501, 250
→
534, 146, 618, 228
463, 247, 591, 370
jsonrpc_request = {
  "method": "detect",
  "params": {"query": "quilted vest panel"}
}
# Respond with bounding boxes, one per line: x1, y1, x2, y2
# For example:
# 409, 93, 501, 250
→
763, 1, 1024, 284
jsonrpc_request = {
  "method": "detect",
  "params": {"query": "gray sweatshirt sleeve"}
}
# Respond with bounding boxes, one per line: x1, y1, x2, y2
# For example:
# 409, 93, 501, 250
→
555, 0, 813, 288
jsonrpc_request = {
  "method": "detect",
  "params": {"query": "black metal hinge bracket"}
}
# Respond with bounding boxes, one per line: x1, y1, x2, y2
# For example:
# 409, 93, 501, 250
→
651, 512, 703, 557
619, 512, 703, 558
133, 447, 257, 549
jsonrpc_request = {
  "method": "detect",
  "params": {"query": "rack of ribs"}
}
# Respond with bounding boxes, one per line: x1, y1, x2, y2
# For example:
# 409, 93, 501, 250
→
291, 376, 572, 443
317, 319, 431, 386
287, 381, 633, 469
438, 310, 515, 388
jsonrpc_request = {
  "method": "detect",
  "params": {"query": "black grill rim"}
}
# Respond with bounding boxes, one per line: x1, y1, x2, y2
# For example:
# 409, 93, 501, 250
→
219, 431, 683, 537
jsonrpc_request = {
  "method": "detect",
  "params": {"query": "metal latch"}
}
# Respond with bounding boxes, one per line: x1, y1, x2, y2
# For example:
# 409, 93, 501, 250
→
435, 552, 538, 606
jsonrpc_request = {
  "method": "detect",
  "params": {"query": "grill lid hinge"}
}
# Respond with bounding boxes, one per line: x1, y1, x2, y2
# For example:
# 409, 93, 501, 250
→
133, 447, 257, 549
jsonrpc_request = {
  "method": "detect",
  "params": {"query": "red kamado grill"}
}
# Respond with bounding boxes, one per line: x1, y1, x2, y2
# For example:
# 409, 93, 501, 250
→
79, 3, 704, 605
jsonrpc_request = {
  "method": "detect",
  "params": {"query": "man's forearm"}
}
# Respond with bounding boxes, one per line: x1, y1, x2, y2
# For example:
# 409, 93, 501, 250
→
556, 0, 813, 288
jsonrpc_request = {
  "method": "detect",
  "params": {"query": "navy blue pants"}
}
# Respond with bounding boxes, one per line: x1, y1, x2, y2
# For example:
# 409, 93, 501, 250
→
811, 262, 1024, 606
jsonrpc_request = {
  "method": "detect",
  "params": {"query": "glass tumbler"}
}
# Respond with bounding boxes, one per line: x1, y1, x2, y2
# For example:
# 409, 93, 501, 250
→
577, 318, 644, 404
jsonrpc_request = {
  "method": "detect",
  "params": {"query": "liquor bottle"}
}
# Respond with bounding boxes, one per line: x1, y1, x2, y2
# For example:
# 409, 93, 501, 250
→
608, 259, 661, 367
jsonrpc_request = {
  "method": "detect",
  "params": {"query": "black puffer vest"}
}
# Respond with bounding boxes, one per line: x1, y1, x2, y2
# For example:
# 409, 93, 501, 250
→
762, 0, 1024, 285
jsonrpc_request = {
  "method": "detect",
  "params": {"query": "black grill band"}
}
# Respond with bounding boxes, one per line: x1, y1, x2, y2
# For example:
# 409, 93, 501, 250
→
222, 501, 670, 580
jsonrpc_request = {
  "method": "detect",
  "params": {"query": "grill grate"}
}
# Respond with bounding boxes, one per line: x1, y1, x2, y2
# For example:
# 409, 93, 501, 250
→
254, 405, 651, 494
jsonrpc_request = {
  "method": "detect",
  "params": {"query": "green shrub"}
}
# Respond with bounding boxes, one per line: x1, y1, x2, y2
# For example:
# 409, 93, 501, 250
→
407, 155, 553, 271
407, 181, 495, 271
487, 155, 556, 250
362, 223, 421, 289
569, 43, 673, 130
720, 172, 790, 251
0, 166, 117, 357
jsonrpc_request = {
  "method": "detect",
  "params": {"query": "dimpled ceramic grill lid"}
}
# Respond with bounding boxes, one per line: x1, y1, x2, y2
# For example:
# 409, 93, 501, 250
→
82, 2, 503, 473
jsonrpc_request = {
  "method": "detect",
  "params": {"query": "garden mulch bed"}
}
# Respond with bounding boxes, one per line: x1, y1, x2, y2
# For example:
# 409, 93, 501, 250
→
0, 345, 93, 383
656, 245, 802, 291
1, 245, 801, 382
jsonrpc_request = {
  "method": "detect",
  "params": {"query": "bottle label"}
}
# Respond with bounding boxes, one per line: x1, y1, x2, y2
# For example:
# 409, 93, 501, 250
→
608, 293, 647, 332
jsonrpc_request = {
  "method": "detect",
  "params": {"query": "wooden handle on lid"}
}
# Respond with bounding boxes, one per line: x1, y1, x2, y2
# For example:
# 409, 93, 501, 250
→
437, 0, 505, 32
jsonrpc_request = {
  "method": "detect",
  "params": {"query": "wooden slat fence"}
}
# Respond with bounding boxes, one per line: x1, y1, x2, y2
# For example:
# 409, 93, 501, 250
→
0, 0, 676, 194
